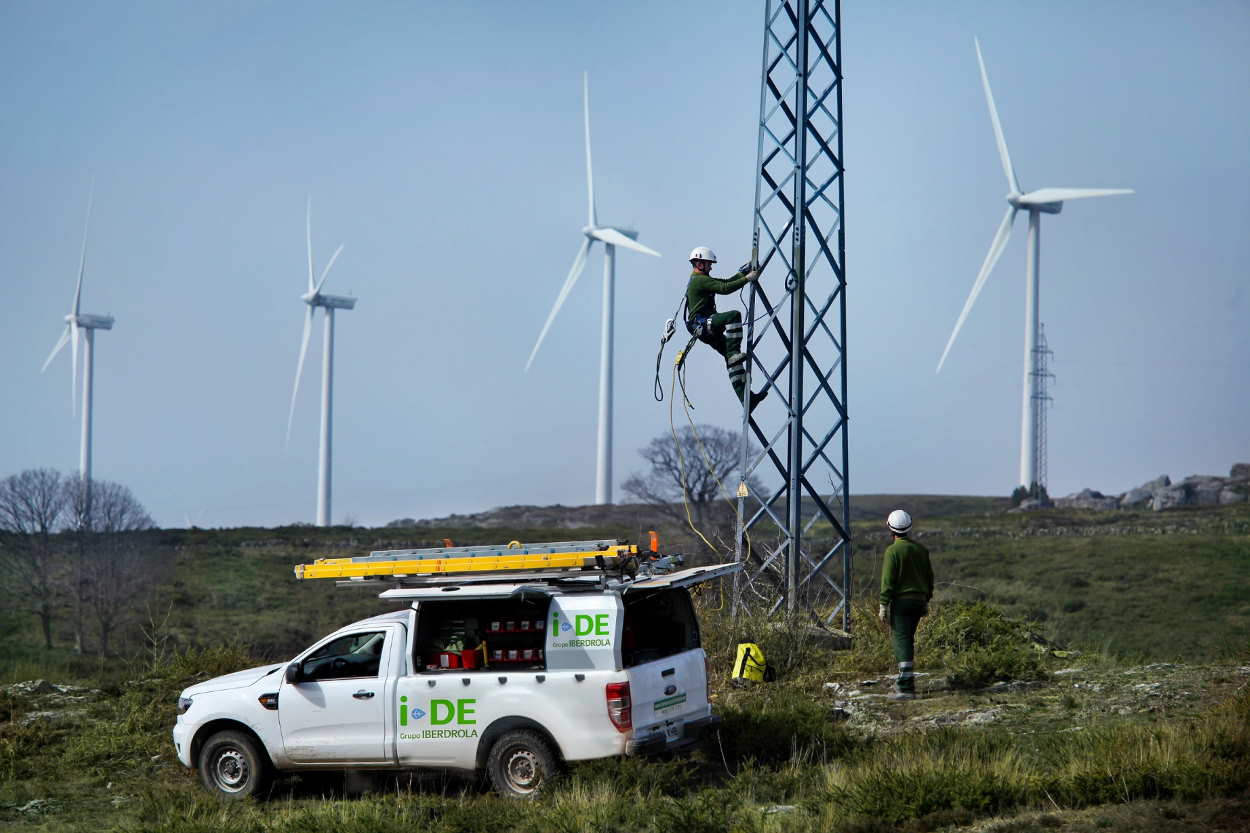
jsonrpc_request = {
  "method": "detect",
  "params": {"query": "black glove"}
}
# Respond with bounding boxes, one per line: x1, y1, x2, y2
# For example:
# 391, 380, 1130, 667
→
738, 261, 754, 276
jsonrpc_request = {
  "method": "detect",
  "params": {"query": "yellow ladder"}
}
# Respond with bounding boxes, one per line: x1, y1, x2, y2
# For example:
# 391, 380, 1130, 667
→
294, 539, 638, 581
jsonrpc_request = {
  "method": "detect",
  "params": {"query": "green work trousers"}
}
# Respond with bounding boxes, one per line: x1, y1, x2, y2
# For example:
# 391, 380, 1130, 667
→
889, 597, 927, 693
692, 310, 746, 398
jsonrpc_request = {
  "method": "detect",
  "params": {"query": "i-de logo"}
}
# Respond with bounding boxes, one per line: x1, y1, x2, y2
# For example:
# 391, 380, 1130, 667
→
576, 614, 610, 636
551, 611, 612, 647
398, 696, 475, 725
399, 696, 479, 739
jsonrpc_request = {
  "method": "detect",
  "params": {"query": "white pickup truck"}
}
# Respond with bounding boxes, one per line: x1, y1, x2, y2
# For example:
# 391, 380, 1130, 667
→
172, 560, 733, 798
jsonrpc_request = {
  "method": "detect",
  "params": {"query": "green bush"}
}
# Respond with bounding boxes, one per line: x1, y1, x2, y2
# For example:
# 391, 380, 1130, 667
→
945, 645, 1047, 690
923, 601, 1035, 655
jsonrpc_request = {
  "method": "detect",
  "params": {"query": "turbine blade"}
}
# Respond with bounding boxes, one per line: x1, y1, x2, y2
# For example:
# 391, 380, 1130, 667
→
314, 244, 345, 294
937, 206, 1017, 372
974, 37, 1020, 193
525, 239, 592, 372
583, 72, 596, 227
73, 180, 94, 317
1017, 187, 1134, 205
305, 197, 315, 293
591, 227, 661, 257
286, 306, 314, 448
41, 326, 70, 373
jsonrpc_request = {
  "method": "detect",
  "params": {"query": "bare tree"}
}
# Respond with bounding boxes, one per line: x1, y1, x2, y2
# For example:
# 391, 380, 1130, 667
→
0, 469, 69, 648
623, 425, 765, 541
65, 478, 158, 654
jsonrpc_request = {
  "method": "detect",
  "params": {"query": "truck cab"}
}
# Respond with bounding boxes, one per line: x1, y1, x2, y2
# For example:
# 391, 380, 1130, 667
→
172, 540, 732, 798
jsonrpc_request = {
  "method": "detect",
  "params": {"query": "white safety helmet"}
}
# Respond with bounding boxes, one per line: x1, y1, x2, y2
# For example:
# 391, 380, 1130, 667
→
887, 509, 912, 535
688, 246, 718, 264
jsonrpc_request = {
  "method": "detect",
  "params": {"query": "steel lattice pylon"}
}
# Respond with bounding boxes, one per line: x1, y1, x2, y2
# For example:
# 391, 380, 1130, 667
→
1032, 323, 1054, 491
733, 0, 850, 628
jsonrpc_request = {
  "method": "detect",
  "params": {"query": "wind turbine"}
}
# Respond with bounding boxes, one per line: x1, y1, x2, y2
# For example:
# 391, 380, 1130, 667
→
525, 72, 661, 505
937, 38, 1133, 489
41, 183, 113, 507
286, 199, 354, 527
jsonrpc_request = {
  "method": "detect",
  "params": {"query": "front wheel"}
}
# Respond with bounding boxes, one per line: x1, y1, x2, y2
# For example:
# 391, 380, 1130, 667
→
198, 730, 271, 799
486, 730, 559, 798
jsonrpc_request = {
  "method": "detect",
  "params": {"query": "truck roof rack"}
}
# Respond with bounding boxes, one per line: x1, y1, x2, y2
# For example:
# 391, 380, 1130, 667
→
293, 538, 659, 588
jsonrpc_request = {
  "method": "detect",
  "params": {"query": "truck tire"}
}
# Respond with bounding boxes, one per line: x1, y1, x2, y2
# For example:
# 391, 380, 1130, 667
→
486, 729, 558, 798
198, 729, 271, 799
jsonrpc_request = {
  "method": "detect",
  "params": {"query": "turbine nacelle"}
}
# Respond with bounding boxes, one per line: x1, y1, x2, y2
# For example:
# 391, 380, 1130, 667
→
66, 313, 115, 330
1007, 192, 1062, 214
583, 225, 638, 240
301, 292, 357, 310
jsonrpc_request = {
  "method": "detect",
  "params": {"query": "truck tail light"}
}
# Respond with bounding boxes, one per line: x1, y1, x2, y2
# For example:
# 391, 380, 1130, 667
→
605, 681, 632, 732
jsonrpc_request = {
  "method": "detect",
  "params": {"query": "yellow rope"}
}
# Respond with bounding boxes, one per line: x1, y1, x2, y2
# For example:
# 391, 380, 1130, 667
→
666, 353, 756, 577
669, 351, 778, 609
669, 359, 719, 553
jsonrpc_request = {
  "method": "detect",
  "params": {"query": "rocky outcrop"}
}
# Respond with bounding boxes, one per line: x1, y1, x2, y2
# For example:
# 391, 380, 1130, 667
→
1151, 484, 1191, 511
1122, 475, 1169, 508
1055, 464, 1248, 513
1055, 489, 1120, 511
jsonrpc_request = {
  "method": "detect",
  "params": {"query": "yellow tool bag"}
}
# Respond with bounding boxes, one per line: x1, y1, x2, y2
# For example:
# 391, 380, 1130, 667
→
731, 642, 775, 683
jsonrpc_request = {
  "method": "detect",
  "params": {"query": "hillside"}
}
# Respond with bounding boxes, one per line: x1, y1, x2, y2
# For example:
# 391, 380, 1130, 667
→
1, 499, 1249, 831
3, 497, 1247, 670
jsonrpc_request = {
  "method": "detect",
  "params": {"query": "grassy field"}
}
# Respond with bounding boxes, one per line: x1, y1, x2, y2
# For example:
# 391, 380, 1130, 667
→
2, 499, 1249, 831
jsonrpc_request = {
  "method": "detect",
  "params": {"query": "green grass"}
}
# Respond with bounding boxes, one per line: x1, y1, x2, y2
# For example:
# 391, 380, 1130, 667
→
3, 501, 1250, 830
2, 636, 1248, 832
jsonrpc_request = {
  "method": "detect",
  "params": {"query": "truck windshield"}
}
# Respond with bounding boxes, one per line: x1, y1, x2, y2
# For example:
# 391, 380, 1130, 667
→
622, 588, 699, 667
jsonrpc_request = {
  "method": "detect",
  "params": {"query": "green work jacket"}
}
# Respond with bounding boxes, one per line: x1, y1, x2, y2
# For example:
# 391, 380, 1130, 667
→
879, 536, 934, 605
685, 270, 751, 321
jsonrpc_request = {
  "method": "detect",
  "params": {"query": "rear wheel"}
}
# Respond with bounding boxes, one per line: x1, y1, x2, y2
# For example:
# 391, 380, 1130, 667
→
198, 730, 271, 800
486, 730, 558, 798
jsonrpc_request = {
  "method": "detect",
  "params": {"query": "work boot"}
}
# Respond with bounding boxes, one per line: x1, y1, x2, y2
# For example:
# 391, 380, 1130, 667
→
748, 389, 768, 413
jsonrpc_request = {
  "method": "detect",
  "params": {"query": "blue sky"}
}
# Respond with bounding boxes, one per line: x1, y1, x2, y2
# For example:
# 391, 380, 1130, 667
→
2, 1, 1246, 528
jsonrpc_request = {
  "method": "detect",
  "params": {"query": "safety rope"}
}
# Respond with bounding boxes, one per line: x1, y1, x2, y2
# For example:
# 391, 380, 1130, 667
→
667, 361, 719, 553
672, 360, 773, 605
665, 352, 768, 604
653, 296, 689, 402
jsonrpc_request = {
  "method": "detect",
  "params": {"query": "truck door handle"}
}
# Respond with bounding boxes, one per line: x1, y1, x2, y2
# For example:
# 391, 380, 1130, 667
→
353, 690, 375, 699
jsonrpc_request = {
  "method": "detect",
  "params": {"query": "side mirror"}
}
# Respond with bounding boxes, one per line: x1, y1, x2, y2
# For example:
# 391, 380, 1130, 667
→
285, 661, 303, 684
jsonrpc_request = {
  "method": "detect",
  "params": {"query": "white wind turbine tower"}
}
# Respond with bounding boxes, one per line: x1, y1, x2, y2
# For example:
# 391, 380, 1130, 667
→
286, 199, 354, 527
41, 184, 113, 509
937, 38, 1133, 490
525, 72, 661, 505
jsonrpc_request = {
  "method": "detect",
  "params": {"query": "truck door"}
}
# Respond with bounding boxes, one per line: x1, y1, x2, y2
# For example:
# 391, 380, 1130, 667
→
279, 626, 397, 764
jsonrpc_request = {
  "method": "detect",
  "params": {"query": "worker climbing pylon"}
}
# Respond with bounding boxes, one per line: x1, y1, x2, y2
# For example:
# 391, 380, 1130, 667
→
684, 246, 768, 412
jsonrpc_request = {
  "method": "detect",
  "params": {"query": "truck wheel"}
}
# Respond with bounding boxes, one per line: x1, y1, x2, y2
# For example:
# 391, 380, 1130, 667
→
486, 730, 558, 798
198, 730, 271, 799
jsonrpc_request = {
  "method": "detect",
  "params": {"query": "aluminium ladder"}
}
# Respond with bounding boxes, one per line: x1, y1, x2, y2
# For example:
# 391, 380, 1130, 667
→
293, 538, 645, 586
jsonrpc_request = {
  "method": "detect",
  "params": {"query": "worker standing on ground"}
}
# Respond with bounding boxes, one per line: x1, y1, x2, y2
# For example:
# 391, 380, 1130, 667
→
878, 509, 934, 701
684, 246, 768, 411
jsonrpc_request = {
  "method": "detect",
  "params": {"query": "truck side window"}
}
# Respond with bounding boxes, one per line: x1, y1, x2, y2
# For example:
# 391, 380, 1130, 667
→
622, 589, 700, 667
302, 631, 386, 681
